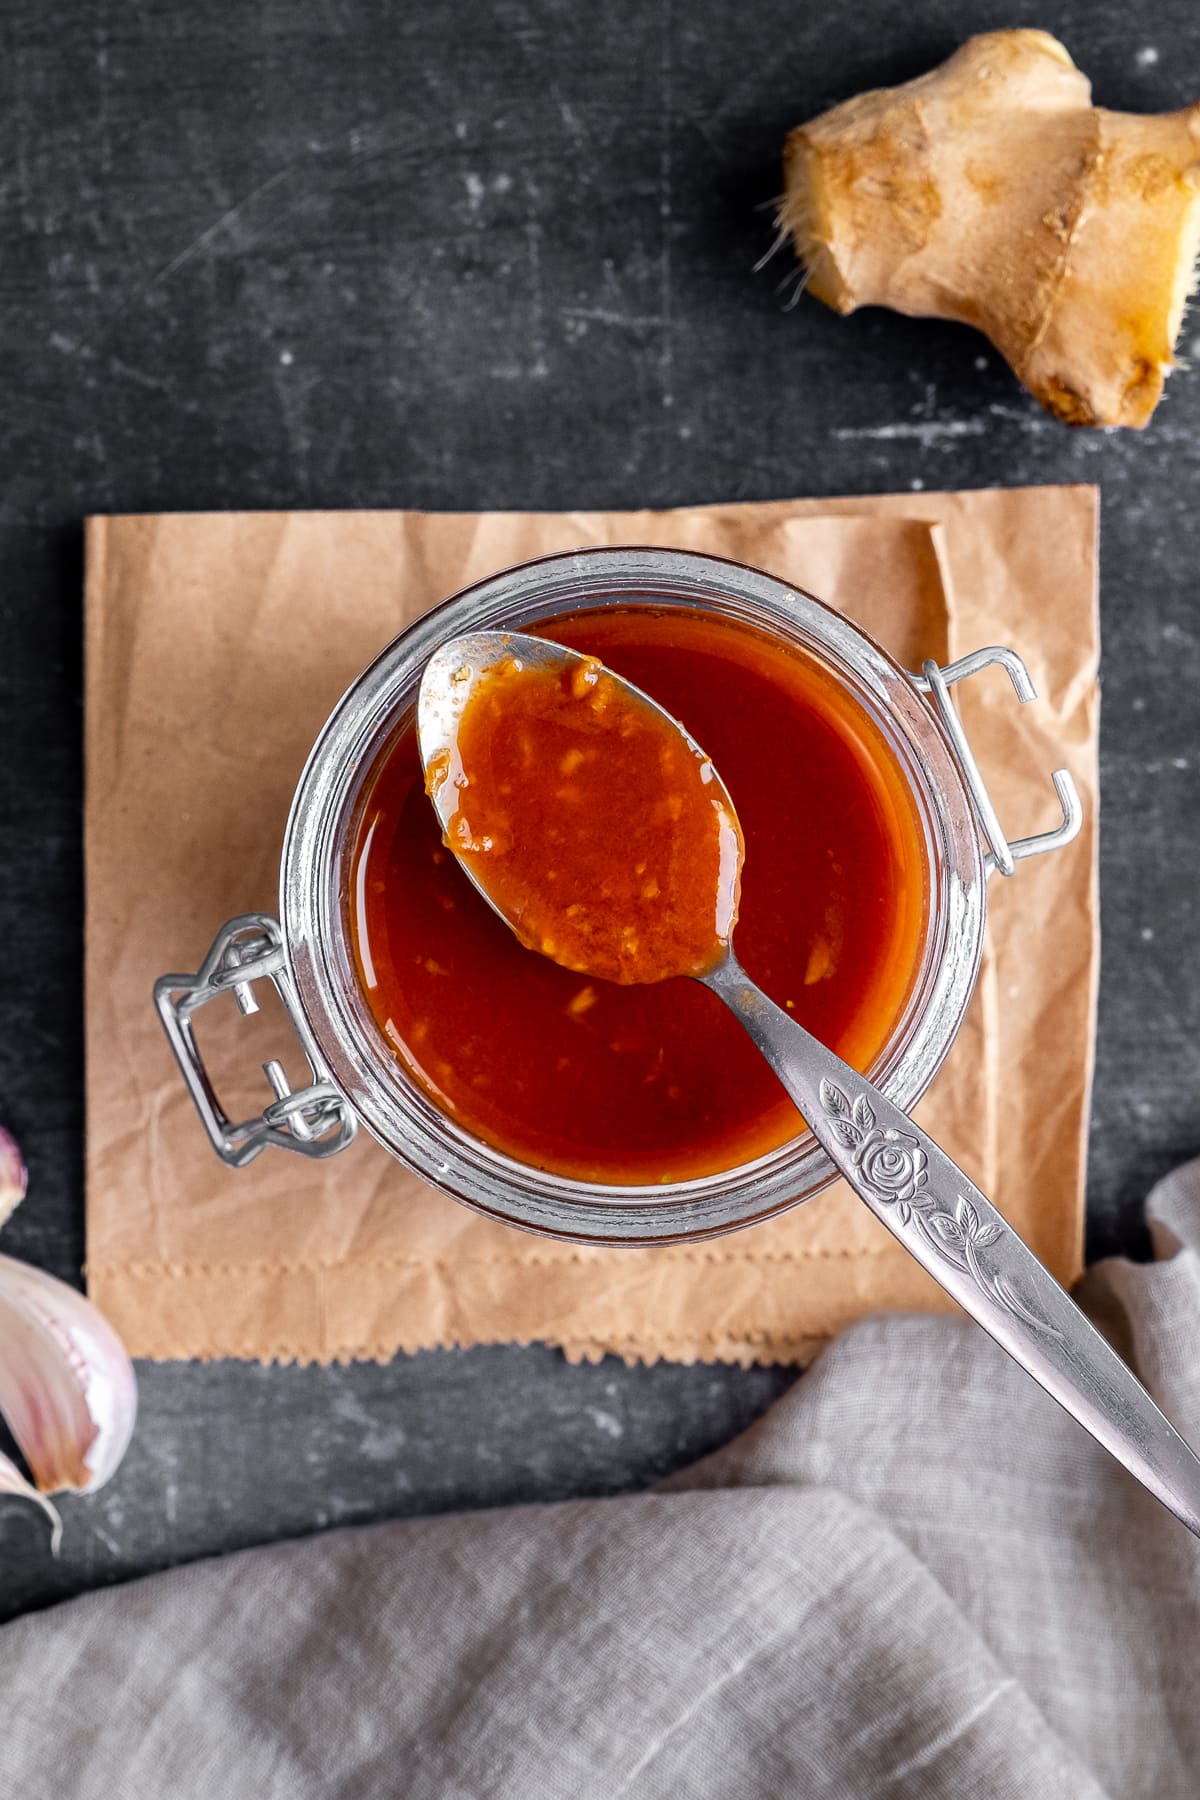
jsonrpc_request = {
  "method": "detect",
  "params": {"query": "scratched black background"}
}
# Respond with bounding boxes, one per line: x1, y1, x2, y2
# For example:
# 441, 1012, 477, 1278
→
2, 1, 1200, 1619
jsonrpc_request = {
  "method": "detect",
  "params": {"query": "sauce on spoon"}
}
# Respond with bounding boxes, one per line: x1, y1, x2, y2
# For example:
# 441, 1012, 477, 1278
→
426, 649, 744, 984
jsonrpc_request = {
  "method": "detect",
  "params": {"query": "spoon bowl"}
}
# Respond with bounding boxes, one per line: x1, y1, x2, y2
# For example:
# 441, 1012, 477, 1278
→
419, 630, 742, 984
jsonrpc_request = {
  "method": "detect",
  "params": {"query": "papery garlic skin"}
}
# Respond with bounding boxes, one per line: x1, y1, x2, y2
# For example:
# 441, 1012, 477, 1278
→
0, 1450, 62, 1552
0, 1253, 137, 1495
0, 1126, 27, 1231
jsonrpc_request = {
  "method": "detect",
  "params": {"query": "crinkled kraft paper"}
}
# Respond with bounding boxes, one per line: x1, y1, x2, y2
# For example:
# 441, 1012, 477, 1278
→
84, 488, 1098, 1364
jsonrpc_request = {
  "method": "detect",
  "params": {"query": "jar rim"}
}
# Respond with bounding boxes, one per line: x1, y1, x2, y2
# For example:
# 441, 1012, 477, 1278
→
281, 546, 987, 1244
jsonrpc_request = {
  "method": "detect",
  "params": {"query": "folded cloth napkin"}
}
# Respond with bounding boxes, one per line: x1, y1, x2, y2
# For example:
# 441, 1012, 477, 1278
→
7, 1166, 1200, 1800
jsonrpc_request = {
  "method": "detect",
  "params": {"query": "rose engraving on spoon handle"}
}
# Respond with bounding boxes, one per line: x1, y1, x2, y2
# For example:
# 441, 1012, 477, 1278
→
817, 1079, 1062, 1340
704, 952, 1200, 1545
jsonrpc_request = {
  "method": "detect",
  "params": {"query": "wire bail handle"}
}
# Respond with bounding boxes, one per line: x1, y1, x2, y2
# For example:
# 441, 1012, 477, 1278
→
915, 647, 1082, 877
154, 913, 357, 1168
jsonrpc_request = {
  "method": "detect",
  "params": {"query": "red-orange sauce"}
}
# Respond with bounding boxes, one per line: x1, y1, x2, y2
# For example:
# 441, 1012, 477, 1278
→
349, 606, 929, 1185
428, 650, 743, 985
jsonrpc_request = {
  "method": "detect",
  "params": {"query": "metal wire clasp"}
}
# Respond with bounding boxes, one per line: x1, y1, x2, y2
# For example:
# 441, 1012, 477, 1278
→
154, 914, 358, 1167
914, 648, 1083, 877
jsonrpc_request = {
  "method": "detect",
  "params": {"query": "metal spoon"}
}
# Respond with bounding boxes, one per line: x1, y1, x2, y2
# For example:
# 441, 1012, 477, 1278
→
419, 629, 1200, 1538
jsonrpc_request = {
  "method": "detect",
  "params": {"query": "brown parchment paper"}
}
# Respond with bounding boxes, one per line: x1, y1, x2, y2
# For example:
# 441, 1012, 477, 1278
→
84, 487, 1099, 1365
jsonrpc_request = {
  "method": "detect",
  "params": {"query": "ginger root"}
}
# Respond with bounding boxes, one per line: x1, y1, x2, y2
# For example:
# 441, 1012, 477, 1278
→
781, 30, 1200, 427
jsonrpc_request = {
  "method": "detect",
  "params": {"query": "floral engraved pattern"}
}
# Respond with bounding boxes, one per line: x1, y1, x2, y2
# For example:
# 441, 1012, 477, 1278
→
853, 1127, 928, 1209
818, 1080, 1062, 1340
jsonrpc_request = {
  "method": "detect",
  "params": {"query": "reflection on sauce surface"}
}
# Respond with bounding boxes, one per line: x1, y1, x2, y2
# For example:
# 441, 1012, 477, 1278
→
428, 649, 743, 985
349, 605, 930, 1186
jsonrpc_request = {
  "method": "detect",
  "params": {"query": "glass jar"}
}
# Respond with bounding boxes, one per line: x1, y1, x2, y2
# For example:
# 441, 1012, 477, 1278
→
156, 547, 1080, 1245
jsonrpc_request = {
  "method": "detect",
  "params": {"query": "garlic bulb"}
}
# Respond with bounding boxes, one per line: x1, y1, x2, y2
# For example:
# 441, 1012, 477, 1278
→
0, 1252, 137, 1495
0, 1125, 26, 1230
0, 1125, 137, 1547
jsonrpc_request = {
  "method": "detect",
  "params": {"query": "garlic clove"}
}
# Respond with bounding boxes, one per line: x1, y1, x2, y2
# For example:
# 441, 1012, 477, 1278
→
0, 1448, 62, 1553
0, 1253, 137, 1497
0, 1126, 27, 1231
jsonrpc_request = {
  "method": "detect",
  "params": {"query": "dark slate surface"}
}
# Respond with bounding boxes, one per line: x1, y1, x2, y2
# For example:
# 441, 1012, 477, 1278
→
2, 0, 1199, 1621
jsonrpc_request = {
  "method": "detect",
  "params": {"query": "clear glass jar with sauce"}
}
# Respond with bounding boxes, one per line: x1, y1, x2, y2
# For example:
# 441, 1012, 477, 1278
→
156, 548, 1081, 1245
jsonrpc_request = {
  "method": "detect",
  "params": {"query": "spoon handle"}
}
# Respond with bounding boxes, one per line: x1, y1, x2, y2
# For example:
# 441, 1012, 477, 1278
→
704, 952, 1200, 1539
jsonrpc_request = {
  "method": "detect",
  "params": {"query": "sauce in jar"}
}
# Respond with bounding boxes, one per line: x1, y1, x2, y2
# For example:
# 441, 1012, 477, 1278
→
349, 605, 930, 1185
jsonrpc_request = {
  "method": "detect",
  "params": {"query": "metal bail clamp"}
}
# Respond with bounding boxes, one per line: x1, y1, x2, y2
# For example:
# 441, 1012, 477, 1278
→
154, 913, 358, 1167
914, 648, 1083, 877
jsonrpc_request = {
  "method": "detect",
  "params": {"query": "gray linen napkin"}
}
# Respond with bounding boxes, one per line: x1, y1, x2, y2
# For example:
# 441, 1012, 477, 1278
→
5, 1165, 1200, 1800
